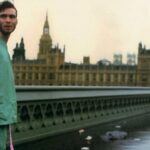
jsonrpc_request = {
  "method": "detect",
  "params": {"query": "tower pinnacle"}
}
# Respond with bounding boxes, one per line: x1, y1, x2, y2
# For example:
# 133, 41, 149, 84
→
43, 12, 49, 35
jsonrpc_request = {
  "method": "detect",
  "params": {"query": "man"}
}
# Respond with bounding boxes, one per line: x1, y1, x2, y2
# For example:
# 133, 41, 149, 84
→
0, 1, 17, 150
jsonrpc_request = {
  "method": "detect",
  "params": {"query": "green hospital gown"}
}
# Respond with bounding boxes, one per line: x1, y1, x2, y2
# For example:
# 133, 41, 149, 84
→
0, 38, 17, 125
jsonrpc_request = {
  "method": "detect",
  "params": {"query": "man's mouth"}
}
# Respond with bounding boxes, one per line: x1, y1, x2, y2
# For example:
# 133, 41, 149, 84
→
4, 26, 13, 30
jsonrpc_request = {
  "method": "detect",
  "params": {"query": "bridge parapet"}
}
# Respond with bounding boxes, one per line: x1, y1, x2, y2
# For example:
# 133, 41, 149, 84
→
14, 86, 150, 145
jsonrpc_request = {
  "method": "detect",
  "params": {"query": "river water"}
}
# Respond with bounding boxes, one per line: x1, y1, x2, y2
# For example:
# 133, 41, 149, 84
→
15, 113, 150, 150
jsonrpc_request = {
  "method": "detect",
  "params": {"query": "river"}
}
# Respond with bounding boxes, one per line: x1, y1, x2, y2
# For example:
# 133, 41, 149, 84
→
15, 113, 150, 150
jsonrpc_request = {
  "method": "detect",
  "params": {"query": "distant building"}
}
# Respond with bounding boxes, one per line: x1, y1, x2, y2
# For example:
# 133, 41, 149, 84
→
113, 54, 122, 65
12, 14, 138, 86
136, 42, 150, 86
13, 38, 25, 61
127, 53, 136, 65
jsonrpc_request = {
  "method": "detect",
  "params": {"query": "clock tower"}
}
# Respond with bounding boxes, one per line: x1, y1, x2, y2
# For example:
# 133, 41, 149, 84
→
38, 13, 52, 60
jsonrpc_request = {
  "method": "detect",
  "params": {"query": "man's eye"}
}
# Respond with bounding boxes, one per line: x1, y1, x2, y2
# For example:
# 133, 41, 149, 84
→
0, 14, 7, 18
0, 14, 16, 19
9, 15, 16, 19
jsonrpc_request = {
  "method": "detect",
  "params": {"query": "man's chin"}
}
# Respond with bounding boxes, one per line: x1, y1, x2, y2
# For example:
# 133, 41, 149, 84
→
2, 31, 12, 36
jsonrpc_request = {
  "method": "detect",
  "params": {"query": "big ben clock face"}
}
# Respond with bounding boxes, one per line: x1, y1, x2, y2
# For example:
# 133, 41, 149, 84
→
44, 28, 49, 34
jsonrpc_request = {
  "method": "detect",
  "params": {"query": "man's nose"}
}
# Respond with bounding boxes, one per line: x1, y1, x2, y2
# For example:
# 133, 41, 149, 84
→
5, 17, 12, 22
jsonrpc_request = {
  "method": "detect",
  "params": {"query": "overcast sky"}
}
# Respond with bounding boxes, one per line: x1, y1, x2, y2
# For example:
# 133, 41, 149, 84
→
7, 0, 150, 63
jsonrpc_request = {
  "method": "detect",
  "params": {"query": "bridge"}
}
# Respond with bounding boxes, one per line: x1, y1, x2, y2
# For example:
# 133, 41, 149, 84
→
13, 86, 150, 145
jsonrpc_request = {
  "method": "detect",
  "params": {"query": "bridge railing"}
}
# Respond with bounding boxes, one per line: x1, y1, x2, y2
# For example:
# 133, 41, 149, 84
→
14, 86, 150, 145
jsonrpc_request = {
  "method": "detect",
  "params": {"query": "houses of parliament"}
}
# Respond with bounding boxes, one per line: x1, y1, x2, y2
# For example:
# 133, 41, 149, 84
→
12, 14, 150, 86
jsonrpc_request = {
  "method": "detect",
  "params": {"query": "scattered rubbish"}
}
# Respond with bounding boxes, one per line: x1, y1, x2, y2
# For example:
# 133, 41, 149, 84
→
85, 135, 93, 144
85, 136, 92, 140
101, 130, 128, 141
115, 125, 121, 129
81, 147, 90, 150
79, 129, 85, 135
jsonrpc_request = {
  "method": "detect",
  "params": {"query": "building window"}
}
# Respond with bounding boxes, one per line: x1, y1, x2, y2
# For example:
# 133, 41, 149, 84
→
78, 73, 82, 81
36, 67, 39, 70
121, 74, 125, 82
58, 73, 62, 81
106, 73, 110, 82
15, 72, 20, 80
71, 73, 76, 81
35, 73, 39, 80
114, 74, 118, 83
22, 73, 26, 80
48, 73, 55, 80
41, 73, 45, 80
92, 73, 96, 81
99, 74, 103, 82
129, 74, 134, 82
28, 73, 32, 80
85, 73, 89, 81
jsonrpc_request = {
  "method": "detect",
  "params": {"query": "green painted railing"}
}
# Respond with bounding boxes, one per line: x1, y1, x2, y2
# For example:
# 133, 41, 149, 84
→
13, 86, 150, 145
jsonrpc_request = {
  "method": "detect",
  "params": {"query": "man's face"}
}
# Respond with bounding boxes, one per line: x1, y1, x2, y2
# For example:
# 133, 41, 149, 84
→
0, 8, 17, 36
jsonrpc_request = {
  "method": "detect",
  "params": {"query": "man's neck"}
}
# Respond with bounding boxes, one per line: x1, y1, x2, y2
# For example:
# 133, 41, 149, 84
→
0, 33, 10, 43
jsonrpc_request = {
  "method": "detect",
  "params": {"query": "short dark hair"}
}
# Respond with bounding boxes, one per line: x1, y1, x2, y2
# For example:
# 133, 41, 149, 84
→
0, 1, 17, 16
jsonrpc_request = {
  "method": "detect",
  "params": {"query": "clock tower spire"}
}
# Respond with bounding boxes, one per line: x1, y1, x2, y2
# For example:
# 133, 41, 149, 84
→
43, 12, 49, 35
38, 12, 52, 60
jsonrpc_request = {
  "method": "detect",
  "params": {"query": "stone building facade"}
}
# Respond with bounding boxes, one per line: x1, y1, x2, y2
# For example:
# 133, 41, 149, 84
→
12, 14, 142, 86
136, 43, 150, 86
